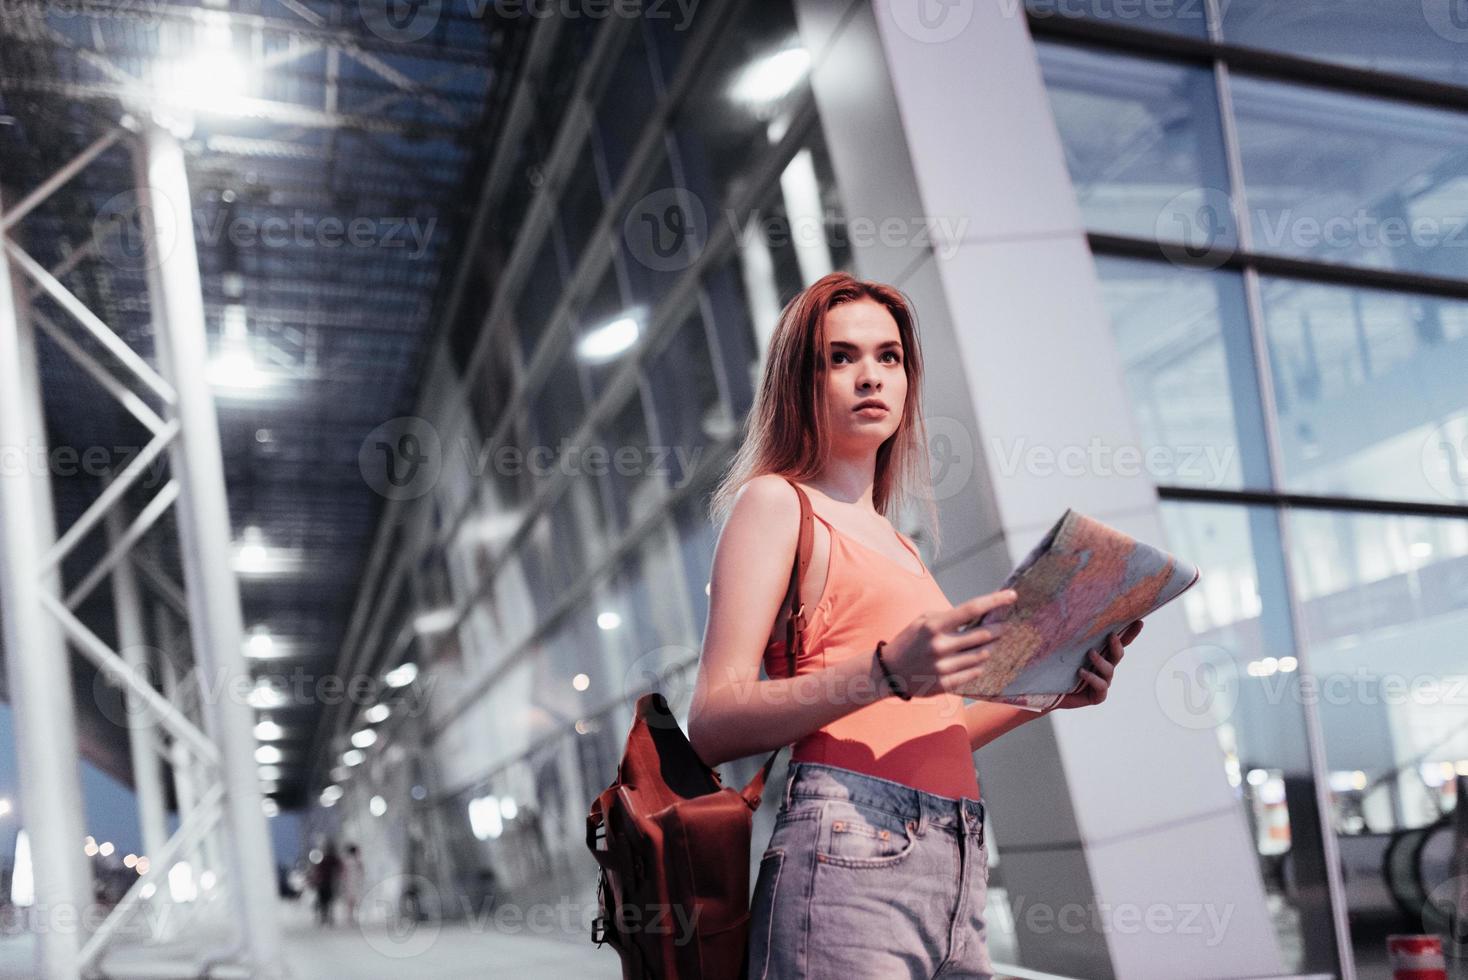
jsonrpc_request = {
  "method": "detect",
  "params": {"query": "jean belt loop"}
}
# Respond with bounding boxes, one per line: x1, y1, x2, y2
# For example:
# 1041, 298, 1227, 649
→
781, 764, 797, 809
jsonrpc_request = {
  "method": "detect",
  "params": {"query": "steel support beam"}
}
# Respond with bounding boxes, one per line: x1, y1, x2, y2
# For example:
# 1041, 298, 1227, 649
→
133, 120, 286, 979
0, 188, 93, 980
106, 505, 171, 860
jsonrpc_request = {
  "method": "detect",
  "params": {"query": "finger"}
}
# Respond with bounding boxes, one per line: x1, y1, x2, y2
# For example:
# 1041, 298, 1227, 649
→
1121, 620, 1143, 644
1088, 648, 1115, 680
935, 648, 990, 675
938, 621, 1010, 654
938, 589, 1018, 633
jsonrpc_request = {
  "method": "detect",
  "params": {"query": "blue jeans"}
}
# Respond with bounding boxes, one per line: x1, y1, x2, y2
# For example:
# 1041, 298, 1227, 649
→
747, 761, 995, 979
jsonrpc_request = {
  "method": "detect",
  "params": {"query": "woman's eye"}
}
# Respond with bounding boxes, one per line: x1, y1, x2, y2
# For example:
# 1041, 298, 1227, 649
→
882, 352, 901, 364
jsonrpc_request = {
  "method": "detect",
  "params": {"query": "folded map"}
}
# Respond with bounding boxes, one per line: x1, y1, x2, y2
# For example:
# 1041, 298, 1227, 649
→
952, 509, 1200, 710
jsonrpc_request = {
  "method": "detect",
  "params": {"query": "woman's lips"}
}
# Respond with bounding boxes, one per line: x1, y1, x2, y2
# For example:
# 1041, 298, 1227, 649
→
854, 405, 889, 418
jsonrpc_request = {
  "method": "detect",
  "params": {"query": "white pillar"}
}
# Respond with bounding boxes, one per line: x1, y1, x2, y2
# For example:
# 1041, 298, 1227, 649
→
132, 121, 285, 977
0, 187, 94, 980
794, 4, 1283, 977
107, 506, 171, 860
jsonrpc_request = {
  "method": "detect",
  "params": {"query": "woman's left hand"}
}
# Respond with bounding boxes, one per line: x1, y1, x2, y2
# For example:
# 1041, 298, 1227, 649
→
1050, 619, 1143, 710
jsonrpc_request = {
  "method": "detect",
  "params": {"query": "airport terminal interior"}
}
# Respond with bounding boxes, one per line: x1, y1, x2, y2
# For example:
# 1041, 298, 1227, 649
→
0, 0, 1466, 977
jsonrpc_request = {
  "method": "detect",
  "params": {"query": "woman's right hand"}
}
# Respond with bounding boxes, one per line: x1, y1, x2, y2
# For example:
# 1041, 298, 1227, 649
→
879, 589, 1019, 697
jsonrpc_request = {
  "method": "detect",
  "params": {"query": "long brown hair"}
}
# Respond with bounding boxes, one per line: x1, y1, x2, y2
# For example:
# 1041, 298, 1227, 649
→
709, 271, 940, 554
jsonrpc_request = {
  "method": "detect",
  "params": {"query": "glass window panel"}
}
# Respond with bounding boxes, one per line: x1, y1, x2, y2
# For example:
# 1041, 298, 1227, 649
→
1035, 41, 1234, 245
574, 264, 636, 401
533, 13, 598, 151
701, 257, 760, 417
547, 471, 609, 587
1284, 508, 1468, 970
468, 340, 516, 442
1094, 255, 1270, 490
1232, 75, 1468, 282
558, 144, 604, 271
672, 5, 809, 211
645, 306, 727, 489
595, 23, 658, 189
645, 1, 696, 88
491, 417, 533, 511
1222, 0, 1468, 87
1025, 0, 1209, 37
598, 389, 662, 531
514, 229, 566, 363
1158, 502, 1340, 976
619, 145, 691, 313
529, 333, 589, 482
493, 133, 546, 258
1260, 277, 1468, 505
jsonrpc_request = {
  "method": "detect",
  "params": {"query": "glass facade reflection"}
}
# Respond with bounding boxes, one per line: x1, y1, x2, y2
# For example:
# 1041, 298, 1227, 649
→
324, 0, 853, 936
1035, 11, 1468, 976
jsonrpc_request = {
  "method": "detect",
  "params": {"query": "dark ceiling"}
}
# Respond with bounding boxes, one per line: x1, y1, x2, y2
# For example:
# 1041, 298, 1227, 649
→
0, 0, 531, 807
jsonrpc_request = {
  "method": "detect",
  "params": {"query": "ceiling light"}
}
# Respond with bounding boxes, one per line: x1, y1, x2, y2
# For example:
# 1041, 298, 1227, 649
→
254, 717, 284, 741
255, 745, 282, 765
596, 611, 621, 631
413, 607, 457, 636
246, 626, 274, 658
257, 765, 282, 781
363, 704, 390, 724
572, 673, 590, 692
369, 795, 387, 817
246, 680, 287, 710
576, 315, 640, 364
320, 785, 343, 804
342, 749, 365, 767
208, 304, 277, 393
730, 45, 810, 107
234, 527, 271, 575
384, 663, 418, 689
350, 729, 377, 749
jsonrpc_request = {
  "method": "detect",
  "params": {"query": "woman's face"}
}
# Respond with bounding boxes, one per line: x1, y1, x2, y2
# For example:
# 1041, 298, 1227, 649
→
821, 298, 908, 454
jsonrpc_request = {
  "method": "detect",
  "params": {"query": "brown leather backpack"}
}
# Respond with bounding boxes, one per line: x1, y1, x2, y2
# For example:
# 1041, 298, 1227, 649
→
586, 478, 814, 978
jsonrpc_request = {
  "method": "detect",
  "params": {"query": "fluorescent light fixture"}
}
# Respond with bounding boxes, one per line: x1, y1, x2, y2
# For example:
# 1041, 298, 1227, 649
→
11, 830, 33, 907
208, 304, 277, 393
257, 765, 282, 781
730, 44, 810, 107
254, 745, 282, 765
246, 626, 274, 658
413, 607, 457, 636
499, 796, 517, 820
384, 663, 418, 689
576, 315, 640, 364
468, 796, 502, 841
363, 704, 391, 724
320, 785, 343, 804
342, 749, 365, 767
254, 717, 284, 741
369, 795, 387, 817
350, 729, 377, 749
596, 611, 621, 631
246, 680, 287, 710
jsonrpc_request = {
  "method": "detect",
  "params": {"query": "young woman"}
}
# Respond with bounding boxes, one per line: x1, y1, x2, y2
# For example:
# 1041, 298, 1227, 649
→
689, 272, 1143, 979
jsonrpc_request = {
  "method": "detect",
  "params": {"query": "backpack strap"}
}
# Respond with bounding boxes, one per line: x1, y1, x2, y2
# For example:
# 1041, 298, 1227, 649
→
739, 477, 814, 810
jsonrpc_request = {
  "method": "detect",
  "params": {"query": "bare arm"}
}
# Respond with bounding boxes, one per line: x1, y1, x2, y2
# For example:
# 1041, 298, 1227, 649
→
687, 475, 892, 768
964, 701, 1053, 753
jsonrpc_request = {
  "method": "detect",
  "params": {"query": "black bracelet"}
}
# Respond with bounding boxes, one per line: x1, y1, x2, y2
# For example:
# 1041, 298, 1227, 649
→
874, 640, 911, 700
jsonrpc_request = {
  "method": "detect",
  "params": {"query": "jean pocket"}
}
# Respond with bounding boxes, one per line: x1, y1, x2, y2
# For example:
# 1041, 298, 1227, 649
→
817, 800, 919, 869
747, 849, 785, 980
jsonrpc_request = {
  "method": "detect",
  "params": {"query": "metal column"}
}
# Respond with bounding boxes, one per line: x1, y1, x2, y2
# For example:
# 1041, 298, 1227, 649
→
0, 188, 93, 980
106, 506, 171, 860
133, 120, 286, 978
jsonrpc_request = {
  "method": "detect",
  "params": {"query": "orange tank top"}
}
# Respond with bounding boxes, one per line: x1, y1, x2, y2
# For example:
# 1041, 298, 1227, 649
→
764, 510, 980, 801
